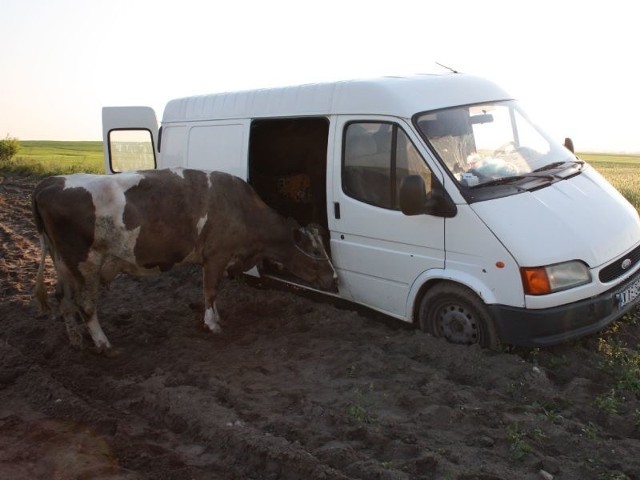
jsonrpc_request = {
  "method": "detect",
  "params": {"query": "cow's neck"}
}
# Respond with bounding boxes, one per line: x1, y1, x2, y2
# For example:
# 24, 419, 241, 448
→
256, 211, 295, 263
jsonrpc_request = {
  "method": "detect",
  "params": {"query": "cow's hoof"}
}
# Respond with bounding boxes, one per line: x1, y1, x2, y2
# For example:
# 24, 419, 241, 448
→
104, 347, 124, 358
202, 322, 223, 334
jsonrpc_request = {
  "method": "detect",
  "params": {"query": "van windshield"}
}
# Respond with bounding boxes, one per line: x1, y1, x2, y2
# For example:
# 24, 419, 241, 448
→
415, 101, 580, 195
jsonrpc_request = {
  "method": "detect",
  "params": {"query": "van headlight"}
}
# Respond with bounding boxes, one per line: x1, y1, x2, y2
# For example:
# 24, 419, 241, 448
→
520, 261, 591, 295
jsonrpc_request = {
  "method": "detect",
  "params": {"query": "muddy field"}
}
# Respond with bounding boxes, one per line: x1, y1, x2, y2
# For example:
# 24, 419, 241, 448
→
1, 173, 640, 480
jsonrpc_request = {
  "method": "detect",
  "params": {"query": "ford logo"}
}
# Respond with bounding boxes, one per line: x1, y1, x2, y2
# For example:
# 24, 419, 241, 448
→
622, 258, 633, 270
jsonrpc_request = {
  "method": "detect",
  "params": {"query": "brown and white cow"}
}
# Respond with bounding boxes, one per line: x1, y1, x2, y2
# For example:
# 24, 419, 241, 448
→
32, 168, 337, 352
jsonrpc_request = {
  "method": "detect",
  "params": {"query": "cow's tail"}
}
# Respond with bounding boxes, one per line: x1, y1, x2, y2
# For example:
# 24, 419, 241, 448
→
32, 191, 50, 312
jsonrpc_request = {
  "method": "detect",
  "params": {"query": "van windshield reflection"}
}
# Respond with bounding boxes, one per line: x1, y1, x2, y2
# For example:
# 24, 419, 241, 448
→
416, 101, 579, 194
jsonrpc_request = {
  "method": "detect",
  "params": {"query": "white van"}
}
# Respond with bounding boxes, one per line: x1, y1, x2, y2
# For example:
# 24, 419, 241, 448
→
102, 73, 640, 348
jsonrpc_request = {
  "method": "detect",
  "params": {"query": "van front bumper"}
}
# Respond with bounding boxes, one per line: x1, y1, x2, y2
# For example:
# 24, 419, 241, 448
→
489, 273, 640, 347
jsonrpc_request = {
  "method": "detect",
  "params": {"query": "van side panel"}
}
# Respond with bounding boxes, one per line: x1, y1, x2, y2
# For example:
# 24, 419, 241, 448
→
158, 125, 187, 169
187, 123, 247, 178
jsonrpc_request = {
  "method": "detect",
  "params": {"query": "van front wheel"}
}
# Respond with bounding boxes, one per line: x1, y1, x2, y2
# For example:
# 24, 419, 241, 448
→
418, 283, 499, 349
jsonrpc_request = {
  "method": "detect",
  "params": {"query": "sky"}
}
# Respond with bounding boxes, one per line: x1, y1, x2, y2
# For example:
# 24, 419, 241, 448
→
1, 0, 638, 153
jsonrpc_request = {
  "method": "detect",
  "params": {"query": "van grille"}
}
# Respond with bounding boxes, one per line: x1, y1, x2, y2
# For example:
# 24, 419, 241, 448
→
599, 245, 640, 283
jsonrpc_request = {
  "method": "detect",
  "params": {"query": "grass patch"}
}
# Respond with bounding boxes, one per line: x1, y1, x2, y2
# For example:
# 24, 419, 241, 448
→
347, 403, 371, 423
507, 423, 532, 461
592, 317, 640, 416
595, 389, 621, 415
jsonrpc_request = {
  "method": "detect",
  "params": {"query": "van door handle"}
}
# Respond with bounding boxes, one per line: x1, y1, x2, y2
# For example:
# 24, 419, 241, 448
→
334, 202, 341, 219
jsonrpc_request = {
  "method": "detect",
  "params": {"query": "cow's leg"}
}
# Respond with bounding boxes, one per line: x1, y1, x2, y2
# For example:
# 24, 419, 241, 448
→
204, 304, 223, 333
51, 252, 65, 303
85, 311, 112, 351
54, 262, 85, 348
59, 294, 84, 349
77, 270, 112, 351
54, 282, 63, 302
202, 257, 229, 334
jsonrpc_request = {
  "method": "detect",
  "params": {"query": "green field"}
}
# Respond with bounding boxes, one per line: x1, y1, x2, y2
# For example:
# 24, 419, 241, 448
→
580, 152, 640, 211
5, 140, 104, 175
2, 141, 640, 210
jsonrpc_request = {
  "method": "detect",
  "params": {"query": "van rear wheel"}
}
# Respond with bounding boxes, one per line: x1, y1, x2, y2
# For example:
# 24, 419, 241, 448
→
418, 283, 499, 349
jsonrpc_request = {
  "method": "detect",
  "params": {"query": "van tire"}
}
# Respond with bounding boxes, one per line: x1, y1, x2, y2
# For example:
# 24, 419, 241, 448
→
418, 282, 499, 349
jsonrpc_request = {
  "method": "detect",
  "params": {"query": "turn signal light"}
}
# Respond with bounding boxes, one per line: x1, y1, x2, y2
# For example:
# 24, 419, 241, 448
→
520, 261, 591, 295
521, 267, 551, 295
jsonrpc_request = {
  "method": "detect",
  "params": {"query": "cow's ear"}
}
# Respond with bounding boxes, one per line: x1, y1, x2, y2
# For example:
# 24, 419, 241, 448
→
306, 223, 325, 238
293, 227, 305, 245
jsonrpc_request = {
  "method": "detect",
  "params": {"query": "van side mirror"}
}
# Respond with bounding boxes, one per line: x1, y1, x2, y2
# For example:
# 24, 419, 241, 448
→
564, 137, 575, 153
399, 175, 457, 217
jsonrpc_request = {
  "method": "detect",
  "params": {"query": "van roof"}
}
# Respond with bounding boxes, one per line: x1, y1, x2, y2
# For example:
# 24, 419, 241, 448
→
161, 73, 512, 124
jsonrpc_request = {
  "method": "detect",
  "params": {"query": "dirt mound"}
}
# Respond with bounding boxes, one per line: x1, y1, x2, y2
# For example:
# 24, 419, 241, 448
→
1, 173, 639, 479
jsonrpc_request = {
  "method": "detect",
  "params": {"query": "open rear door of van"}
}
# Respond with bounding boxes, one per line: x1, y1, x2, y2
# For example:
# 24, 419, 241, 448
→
102, 106, 158, 174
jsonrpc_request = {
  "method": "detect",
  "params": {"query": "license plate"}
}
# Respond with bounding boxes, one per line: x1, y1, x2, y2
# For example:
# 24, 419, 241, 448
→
616, 276, 640, 309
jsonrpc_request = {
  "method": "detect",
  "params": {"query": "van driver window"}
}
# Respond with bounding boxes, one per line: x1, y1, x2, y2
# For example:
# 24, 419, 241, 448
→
343, 122, 432, 210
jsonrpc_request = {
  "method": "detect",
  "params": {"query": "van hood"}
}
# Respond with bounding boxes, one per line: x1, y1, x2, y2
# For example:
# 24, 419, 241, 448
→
469, 168, 640, 268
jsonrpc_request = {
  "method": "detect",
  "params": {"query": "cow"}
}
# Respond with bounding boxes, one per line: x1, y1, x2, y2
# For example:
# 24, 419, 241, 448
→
32, 168, 338, 353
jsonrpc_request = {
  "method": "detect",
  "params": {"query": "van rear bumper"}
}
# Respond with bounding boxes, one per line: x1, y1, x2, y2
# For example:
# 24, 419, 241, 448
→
489, 276, 640, 347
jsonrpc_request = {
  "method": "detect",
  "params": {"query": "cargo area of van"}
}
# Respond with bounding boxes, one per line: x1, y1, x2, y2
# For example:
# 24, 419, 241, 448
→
248, 117, 329, 232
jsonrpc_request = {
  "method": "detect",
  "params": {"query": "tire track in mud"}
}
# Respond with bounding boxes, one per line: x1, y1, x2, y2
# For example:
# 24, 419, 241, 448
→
0, 177, 49, 305
114, 376, 352, 480
0, 221, 41, 302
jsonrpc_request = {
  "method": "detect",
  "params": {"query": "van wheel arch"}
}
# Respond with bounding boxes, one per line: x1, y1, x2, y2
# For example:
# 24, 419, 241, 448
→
415, 281, 500, 350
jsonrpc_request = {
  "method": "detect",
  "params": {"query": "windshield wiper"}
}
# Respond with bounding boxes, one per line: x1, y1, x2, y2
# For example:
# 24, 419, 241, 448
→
471, 173, 555, 189
533, 159, 584, 172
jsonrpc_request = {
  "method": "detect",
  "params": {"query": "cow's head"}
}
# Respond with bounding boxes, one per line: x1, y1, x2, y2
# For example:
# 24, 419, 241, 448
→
285, 223, 338, 291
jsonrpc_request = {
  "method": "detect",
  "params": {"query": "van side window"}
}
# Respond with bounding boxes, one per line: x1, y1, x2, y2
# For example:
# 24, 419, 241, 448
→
343, 122, 432, 209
